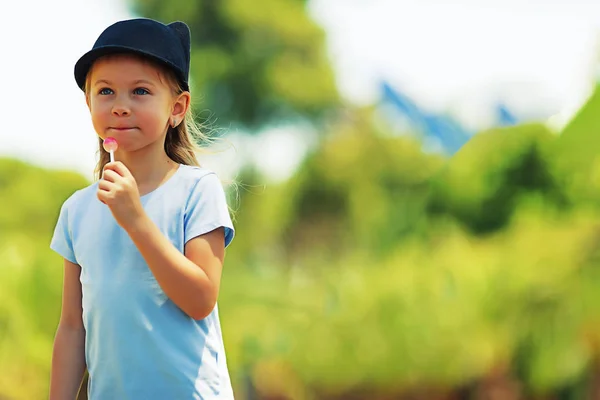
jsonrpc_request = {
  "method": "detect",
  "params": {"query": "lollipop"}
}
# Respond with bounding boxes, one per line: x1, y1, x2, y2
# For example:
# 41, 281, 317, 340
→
103, 137, 118, 163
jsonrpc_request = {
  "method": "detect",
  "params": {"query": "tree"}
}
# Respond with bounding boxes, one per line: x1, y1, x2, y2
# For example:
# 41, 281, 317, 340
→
426, 123, 567, 234
129, 0, 340, 130
229, 108, 446, 266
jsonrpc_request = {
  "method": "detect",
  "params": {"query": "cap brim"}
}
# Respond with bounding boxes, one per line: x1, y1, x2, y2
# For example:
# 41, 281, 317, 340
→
74, 45, 189, 91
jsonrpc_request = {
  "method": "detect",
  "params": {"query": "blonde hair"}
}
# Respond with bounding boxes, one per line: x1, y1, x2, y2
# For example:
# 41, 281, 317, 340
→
84, 54, 213, 181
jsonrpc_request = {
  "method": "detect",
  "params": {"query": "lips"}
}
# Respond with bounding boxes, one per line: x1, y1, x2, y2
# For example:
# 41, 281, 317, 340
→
109, 127, 137, 131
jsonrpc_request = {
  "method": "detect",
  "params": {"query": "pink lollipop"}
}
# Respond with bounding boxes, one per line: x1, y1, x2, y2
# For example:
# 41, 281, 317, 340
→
103, 137, 118, 163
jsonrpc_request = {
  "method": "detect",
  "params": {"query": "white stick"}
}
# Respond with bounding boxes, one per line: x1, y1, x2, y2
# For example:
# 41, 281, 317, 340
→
110, 150, 115, 163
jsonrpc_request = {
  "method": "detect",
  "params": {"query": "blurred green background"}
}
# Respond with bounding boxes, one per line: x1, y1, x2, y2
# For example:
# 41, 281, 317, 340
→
3, 1, 600, 399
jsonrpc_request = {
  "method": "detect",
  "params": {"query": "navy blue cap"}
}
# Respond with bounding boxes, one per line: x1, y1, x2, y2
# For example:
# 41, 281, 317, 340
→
74, 18, 191, 91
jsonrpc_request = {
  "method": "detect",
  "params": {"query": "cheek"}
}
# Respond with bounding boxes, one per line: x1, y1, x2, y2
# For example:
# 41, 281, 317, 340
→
88, 100, 109, 132
89, 106, 105, 125
89, 97, 107, 115
139, 106, 169, 128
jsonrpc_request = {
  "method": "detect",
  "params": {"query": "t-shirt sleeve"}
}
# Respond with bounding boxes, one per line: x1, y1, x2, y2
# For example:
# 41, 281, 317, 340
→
184, 173, 235, 248
50, 197, 78, 264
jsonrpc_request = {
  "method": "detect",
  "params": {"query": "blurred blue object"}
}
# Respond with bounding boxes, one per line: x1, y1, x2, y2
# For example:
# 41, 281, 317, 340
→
496, 103, 519, 126
380, 81, 471, 155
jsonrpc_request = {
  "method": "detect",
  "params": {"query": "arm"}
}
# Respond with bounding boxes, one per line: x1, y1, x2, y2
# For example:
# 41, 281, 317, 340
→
126, 219, 225, 320
49, 259, 86, 400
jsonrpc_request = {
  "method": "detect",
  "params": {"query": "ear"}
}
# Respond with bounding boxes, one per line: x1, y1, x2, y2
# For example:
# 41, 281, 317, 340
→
171, 92, 191, 125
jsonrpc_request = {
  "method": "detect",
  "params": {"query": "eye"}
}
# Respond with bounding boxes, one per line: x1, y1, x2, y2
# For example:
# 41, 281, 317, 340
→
99, 88, 113, 95
133, 87, 150, 95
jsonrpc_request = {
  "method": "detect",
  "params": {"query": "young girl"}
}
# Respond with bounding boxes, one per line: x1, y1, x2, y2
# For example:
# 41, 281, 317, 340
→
49, 18, 236, 399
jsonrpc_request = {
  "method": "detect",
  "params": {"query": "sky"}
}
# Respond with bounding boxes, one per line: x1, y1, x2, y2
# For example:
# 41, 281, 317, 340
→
1, 0, 600, 182
310, 0, 600, 130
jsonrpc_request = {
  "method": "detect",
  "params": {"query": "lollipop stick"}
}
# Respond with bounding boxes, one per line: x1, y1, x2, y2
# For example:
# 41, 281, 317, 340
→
110, 150, 115, 163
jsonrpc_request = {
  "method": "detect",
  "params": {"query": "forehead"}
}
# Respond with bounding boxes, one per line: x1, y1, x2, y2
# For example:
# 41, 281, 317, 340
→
89, 54, 167, 84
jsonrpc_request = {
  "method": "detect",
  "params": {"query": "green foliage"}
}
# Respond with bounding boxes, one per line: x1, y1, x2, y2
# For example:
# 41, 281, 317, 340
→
129, 0, 340, 129
217, 205, 600, 398
427, 123, 567, 234
550, 84, 600, 207
0, 158, 88, 399
0, 158, 88, 237
216, 97, 600, 397
554, 84, 600, 174
230, 111, 446, 269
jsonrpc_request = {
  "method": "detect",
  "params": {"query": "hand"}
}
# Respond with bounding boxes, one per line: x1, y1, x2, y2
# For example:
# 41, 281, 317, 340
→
97, 162, 145, 230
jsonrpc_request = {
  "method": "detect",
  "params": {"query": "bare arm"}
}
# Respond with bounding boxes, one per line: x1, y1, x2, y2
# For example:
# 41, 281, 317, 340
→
49, 259, 86, 400
125, 217, 225, 320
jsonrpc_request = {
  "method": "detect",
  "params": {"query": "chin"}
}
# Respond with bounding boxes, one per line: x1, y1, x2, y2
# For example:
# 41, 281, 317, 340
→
123, 142, 160, 154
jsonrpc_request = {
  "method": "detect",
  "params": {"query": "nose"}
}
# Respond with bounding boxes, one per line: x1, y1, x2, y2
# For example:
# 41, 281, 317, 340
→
111, 96, 131, 117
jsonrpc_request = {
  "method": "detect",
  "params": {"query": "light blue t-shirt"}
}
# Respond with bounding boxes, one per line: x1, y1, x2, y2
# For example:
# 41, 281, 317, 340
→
50, 164, 235, 400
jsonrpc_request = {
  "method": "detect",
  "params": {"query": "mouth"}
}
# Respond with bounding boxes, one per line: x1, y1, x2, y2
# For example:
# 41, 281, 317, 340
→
109, 127, 137, 131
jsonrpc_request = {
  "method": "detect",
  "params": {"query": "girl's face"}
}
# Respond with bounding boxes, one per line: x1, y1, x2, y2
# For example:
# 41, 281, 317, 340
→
86, 54, 187, 155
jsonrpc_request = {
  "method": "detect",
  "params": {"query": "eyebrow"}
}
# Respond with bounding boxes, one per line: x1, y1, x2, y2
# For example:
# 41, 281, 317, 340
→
93, 79, 156, 86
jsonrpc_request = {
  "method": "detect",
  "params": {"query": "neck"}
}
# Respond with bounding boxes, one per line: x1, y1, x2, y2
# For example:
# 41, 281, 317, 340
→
115, 143, 178, 190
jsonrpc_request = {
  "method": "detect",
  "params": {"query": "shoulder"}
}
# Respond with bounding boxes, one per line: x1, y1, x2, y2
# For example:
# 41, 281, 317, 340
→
177, 165, 227, 193
59, 181, 99, 213
178, 164, 219, 182
177, 165, 236, 246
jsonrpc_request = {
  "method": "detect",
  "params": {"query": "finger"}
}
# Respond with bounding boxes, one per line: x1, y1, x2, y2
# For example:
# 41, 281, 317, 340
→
97, 189, 108, 204
102, 169, 120, 183
97, 191, 106, 204
98, 179, 113, 193
103, 162, 124, 178
104, 161, 133, 179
